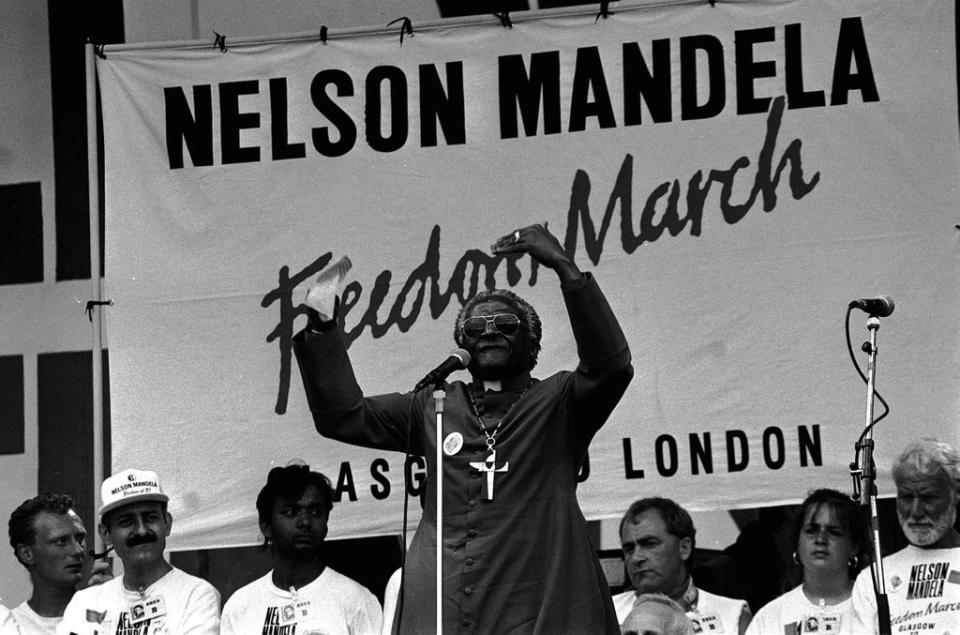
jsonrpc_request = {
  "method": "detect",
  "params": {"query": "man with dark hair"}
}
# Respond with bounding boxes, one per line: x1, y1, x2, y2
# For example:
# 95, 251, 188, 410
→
294, 224, 633, 633
7, 494, 110, 634
57, 468, 220, 634
221, 464, 381, 634
852, 437, 960, 631
615, 497, 751, 635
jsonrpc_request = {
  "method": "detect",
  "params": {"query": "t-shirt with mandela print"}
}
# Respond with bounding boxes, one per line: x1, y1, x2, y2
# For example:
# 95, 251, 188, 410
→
852, 544, 960, 635
221, 568, 381, 635
57, 567, 219, 634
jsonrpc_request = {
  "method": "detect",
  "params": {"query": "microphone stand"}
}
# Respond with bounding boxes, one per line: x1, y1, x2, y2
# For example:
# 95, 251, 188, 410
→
850, 315, 891, 634
432, 386, 445, 635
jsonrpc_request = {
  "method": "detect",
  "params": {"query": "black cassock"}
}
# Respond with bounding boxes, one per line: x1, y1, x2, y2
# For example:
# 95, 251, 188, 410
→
294, 273, 633, 634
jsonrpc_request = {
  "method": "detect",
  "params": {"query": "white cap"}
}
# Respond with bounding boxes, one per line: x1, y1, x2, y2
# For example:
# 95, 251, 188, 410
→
99, 468, 169, 517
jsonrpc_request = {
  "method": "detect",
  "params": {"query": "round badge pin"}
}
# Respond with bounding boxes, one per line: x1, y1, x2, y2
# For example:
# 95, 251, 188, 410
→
443, 432, 464, 456
888, 575, 902, 593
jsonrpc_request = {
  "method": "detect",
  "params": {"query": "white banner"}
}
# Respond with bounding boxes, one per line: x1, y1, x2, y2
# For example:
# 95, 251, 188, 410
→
98, 0, 960, 551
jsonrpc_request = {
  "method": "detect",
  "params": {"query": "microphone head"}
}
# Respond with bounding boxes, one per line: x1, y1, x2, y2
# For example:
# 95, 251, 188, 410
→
450, 348, 471, 368
876, 295, 895, 314
850, 295, 895, 317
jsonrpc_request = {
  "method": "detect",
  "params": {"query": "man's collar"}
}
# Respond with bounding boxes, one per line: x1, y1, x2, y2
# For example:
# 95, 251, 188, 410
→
473, 372, 531, 392
632, 575, 696, 611
121, 560, 173, 596
678, 576, 698, 612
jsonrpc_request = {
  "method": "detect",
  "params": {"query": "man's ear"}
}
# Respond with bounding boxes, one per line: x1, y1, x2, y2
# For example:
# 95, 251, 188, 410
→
15, 543, 34, 567
98, 523, 112, 547
164, 512, 173, 537
259, 519, 272, 542
678, 536, 693, 562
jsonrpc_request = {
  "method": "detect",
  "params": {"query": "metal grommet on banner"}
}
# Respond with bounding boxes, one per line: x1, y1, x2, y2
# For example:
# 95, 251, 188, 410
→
387, 16, 414, 47
93, 44, 107, 59
212, 31, 228, 52
320, 25, 328, 45
494, 12, 512, 29
595, 0, 615, 23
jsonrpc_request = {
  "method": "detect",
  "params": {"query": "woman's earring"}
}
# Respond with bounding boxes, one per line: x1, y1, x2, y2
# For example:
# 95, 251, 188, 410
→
848, 554, 859, 569
792, 551, 800, 565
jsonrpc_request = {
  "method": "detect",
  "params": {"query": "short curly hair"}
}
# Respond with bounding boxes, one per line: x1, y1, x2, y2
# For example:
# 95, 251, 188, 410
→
453, 288, 542, 370
624, 593, 691, 635
893, 438, 960, 491
9, 493, 76, 567
255, 464, 334, 549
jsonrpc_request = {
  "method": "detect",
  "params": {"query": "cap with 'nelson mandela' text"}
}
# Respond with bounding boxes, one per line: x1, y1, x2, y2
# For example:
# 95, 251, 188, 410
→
99, 468, 169, 517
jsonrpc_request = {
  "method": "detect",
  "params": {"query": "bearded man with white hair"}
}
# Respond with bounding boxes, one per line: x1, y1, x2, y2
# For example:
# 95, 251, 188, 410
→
851, 437, 960, 632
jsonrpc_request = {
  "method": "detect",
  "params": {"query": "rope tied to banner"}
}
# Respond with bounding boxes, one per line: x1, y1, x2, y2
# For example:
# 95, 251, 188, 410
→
494, 12, 513, 29
387, 16, 414, 46
595, 0, 616, 22
320, 25, 328, 45
212, 31, 228, 52
84, 300, 113, 322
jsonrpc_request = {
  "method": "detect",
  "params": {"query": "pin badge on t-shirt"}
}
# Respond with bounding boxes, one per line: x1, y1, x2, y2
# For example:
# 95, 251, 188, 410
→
689, 611, 722, 632
817, 613, 841, 632
889, 574, 903, 593
295, 600, 312, 619
443, 432, 464, 455
129, 602, 148, 625
281, 604, 296, 623
799, 613, 841, 633
130, 595, 166, 625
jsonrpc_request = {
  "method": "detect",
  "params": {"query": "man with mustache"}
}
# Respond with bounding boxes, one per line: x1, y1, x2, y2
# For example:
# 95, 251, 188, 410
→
7, 494, 111, 634
221, 464, 381, 634
57, 468, 220, 634
852, 438, 960, 632
614, 497, 751, 635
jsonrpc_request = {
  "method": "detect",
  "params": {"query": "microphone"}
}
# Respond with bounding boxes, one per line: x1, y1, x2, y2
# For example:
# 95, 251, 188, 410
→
414, 349, 471, 392
849, 295, 895, 317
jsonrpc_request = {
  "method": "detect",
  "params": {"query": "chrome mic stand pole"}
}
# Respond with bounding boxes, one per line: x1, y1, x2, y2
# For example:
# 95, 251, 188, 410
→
433, 388, 445, 634
853, 315, 891, 634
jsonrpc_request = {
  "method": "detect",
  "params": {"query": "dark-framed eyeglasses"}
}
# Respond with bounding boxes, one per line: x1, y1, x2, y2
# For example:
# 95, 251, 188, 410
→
460, 313, 521, 338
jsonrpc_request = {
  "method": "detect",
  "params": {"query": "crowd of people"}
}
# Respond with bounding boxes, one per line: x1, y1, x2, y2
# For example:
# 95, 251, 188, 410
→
3, 225, 958, 633
3, 439, 958, 634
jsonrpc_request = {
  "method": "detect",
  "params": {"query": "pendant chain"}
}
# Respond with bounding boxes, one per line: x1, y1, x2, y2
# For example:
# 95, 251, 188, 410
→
466, 383, 530, 451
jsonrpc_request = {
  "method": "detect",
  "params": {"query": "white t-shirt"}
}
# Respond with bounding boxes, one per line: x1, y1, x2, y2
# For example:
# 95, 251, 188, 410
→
56, 566, 220, 635
746, 584, 870, 635
851, 544, 960, 635
11, 602, 60, 635
0, 603, 18, 635
614, 585, 750, 634
695, 588, 751, 634
612, 590, 638, 624
221, 568, 382, 635
380, 569, 401, 635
